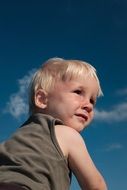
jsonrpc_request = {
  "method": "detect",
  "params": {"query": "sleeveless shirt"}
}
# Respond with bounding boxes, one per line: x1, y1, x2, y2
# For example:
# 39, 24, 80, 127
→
0, 113, 71, 190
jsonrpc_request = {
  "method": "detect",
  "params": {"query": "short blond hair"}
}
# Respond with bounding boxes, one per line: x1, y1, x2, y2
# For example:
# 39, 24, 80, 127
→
29, 57, 103, 114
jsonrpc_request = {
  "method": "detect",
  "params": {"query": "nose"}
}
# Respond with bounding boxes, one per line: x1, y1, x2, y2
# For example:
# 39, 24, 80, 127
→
81, 100, 93, 113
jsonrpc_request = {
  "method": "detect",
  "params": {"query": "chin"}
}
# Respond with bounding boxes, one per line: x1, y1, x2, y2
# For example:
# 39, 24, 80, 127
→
75, 125, 85, 132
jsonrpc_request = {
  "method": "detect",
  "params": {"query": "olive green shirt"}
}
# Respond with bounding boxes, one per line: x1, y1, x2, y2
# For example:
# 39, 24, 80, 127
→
0, 113, 71, 190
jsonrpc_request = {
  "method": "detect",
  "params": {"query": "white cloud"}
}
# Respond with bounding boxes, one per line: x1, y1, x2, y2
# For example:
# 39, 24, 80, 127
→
94, 102, 127, 123
5, 94, 28, 118
3, 69, 36, 119
104, 143, 123, 152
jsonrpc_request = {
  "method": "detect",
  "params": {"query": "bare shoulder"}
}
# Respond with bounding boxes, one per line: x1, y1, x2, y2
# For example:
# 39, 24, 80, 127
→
54, 124, 83, 157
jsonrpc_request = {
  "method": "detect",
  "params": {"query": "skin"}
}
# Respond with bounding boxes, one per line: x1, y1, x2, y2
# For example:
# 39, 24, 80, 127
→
34, 76, 107, 190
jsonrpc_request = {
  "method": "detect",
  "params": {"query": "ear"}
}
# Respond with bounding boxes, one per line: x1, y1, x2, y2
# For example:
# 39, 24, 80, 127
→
34, 89, 48, 109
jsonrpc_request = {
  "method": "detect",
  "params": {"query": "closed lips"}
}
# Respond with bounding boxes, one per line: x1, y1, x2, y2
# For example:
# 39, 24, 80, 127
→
75, 113, 88, 121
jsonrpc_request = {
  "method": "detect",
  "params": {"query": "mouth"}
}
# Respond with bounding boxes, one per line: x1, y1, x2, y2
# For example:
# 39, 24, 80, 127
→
75, 113, 88, 122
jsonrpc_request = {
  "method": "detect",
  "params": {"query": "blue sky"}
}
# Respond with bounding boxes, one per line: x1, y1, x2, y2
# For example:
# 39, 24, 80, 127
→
0, 0, 127, 189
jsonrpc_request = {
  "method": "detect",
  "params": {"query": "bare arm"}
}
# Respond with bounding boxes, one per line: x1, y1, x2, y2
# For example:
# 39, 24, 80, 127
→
55, 125, 107, 190
68, 129, 107, 190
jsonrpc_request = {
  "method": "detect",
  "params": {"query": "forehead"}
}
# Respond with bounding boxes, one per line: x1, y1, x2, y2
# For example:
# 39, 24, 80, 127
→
54, 76, 99, 94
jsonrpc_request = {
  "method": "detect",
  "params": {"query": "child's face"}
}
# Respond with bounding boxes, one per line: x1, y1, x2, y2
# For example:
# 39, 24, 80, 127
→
44, 76, 99, 132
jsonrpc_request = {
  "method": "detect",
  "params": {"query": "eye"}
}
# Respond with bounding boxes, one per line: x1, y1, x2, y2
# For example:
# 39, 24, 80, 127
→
90, 98, 96, 106
73, 89, 82, 95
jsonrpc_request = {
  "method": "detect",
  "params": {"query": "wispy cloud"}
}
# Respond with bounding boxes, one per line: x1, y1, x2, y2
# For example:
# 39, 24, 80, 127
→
116, 88, 127, 96
3, 69, 36, 119
103, 143, 123, 152
95, 102, 127, 123
95, 87, 127, 123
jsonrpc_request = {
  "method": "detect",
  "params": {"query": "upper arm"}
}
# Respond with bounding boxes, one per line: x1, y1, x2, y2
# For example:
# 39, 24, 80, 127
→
67, 130, 107, 190
55, 125, 107, 190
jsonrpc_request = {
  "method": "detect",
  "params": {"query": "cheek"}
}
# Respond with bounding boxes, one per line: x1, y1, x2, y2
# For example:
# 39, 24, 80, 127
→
57, 101, 75, 118
52, 95, 80, 115
90, 111, 94, 121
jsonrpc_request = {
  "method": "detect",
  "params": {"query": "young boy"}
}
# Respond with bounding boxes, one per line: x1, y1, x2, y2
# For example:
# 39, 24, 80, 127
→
0, 58, 107, 190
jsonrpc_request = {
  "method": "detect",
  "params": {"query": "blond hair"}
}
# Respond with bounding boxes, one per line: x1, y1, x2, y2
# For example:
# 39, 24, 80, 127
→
29, 57, 103, 114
